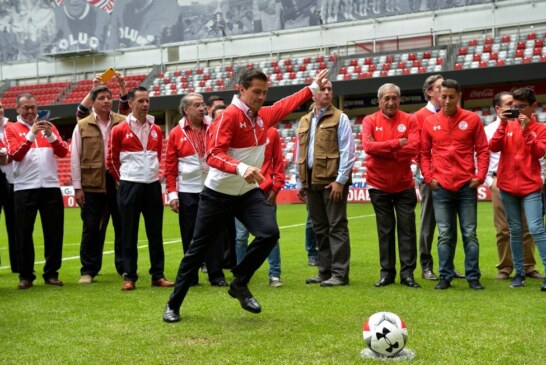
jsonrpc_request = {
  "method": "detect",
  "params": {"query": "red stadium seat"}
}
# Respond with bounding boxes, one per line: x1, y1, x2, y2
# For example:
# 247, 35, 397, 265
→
523, 57, 532, 64
541, 55, 546, 62
354, 65, 361, 73
340, 67, 347, 74
402, 69, 410, 75
501, 35, 510, 43
528, 32, 536, 40
319, 62, 327, 69
285, 65, 293, 72
479, 61, 488, 68
436, 57, 443, 65
225, 65, 233, 72
284, 58, 292, 66
350, 59, 358, 66
517, 41, 525, 50
489, 52, 498, 60
423, 51, 431, 59
316, 55, 324, 62
299, 64, 307, 71
397, 61, 405, 69
368, 64, 376, 72
412, 60, 421, 67
496, 59, 505, 66
408, 53, 416, 61
516, 49, 524, 58
364, 57, 372, 65
473, 54, 481, 61
380, 71, 387, 77
485, 37, 494, 45
385, 55, 394, 63
343, 74, 351, 80
468, 39, 477, 46
483, 44, 492, 53
382, 63, 391, 71
534, 48, 542, 56
536, 39, 544, 48
328, 54, 337, 62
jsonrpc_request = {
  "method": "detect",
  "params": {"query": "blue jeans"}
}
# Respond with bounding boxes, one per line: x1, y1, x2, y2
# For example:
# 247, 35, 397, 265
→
305, 212, 318, 259
432, 183, 481, 281
235, 205, 281, 278
500, 190, 546, 275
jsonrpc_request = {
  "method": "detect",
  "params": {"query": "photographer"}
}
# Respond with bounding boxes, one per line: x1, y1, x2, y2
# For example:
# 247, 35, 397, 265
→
5, 93, 69, 289
489, 87, 546, 291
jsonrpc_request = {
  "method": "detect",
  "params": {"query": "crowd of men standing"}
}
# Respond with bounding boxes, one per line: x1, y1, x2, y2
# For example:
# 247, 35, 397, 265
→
1, 68, 546, 324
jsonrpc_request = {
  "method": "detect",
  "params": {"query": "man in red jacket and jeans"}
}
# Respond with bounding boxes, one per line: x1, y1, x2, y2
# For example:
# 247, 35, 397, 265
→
163, 68, 329, 322
420, 79, 489, 290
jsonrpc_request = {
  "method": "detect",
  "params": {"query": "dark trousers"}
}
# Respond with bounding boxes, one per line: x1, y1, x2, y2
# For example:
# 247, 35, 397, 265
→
0, 172, 17, 272
80, 173, 123, 277
178, 192, 225, 284
14, 188, 64, 281
117, 180, 165, 282
168, 187, 279, 311
306, 183, 351, 281
369, 188, 417, 280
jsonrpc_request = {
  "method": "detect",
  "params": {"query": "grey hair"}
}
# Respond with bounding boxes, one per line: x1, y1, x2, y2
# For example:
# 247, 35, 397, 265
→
377, 83, 400, 100
422, 74, 443, 101
179, 92, 204, 116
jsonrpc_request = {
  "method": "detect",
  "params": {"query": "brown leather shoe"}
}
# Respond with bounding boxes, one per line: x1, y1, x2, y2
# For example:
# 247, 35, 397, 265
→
525, 270, 545, 279
121, 280, 136, 291
45, 278, 64, 286
151, 278, 175, 287
18, 279, 33, 289
496, 272, 510, 280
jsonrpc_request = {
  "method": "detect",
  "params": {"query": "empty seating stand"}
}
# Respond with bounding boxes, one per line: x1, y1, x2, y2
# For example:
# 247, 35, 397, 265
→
1, 82, 71, 108
62, 74, 146, 104
150, 65, 235, 96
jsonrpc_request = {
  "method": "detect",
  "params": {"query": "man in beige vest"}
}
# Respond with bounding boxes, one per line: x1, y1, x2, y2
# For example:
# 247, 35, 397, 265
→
297, 79, 355, 287
70, 84, 127, 284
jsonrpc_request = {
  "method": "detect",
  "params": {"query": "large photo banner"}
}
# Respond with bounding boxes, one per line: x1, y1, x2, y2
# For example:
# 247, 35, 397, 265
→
0, 0, 495, 61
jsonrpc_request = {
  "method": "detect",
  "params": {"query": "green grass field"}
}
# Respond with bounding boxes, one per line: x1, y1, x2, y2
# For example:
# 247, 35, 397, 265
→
1, 202, 545, 365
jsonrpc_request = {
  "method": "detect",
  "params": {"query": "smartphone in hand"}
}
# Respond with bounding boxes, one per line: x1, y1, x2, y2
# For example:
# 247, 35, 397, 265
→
101, 67, 116, 83
37, 109, 51, 121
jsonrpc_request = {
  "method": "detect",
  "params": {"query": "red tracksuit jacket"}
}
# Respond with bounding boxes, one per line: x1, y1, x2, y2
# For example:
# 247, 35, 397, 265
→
489, 117, 546, 197
259, 127, 285, 194
420, 106, 489, 192
362, 109, 419, 193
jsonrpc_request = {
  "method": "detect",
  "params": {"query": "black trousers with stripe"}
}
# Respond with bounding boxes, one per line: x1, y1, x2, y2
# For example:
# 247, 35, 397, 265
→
14, 188, 64, 281
117, 180, 165, 282
0, 171, 17, 272
168, 187, 279, 311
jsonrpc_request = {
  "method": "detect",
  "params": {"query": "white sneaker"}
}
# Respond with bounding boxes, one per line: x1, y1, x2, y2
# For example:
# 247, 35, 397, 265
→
79, 275, 93, 284
269, 276, 283, 288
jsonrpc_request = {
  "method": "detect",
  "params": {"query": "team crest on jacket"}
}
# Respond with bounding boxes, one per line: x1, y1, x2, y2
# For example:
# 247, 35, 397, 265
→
458, 121, 468, 130
125, 132, 134, 139
240, 122, 247, 128
397, 124, 406, 133
257, 118, 263, 128
151, 130, 158, 139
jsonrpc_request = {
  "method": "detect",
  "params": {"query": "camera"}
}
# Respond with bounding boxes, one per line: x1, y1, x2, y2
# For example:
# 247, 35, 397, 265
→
506, 108, 520, 119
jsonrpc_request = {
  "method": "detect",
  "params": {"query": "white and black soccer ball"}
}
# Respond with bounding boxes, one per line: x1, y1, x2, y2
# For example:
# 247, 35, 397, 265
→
362, 312, 408, 357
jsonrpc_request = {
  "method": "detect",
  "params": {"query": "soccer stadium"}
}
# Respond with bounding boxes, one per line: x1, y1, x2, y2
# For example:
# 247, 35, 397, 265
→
1, 1, 546, 364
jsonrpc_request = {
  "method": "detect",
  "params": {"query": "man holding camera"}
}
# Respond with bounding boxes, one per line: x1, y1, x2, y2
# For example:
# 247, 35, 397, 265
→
485, 91, 543, 281
5, 93, 69, 289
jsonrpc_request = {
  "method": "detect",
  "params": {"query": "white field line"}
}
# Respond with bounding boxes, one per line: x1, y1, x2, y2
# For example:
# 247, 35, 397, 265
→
0, 214, 375, 269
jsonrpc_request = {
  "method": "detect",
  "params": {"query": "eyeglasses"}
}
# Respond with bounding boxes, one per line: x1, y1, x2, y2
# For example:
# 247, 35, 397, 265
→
19, 105, 37, 111
512, 104, 530, 110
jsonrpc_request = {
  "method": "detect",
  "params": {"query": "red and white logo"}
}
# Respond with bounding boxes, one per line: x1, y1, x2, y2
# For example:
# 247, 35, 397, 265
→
397, 124, 406, 133
151, 130, 158, 139
458, 121, 468, 130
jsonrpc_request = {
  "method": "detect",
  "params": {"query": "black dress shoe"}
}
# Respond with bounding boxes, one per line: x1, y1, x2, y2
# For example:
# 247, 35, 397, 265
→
163, 304, 181, 323
468, 280, 484, 290
228, 281, 261, 314
434, 279, 451, 290
374, 277, 395, 287
453, 269, 465, 279
211, 280, 228, 287
422, 270, 439, 281
400, 277, 421, 288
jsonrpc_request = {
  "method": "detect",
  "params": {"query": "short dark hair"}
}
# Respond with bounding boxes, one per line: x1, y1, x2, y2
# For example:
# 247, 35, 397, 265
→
90, 85, 112, 101
422, 74, 443, 101
16, 92, 35, 107
441, 79, 461, 93
211, 104, 227, 119
492, 91, 512, 108
206, 95, 224, 108
512, 87, 536, 105
127, 86, 148, 100
238, 67, 268, 89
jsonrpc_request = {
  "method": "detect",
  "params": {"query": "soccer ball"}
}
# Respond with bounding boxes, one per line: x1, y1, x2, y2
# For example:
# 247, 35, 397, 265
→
363, 312, 408, 357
